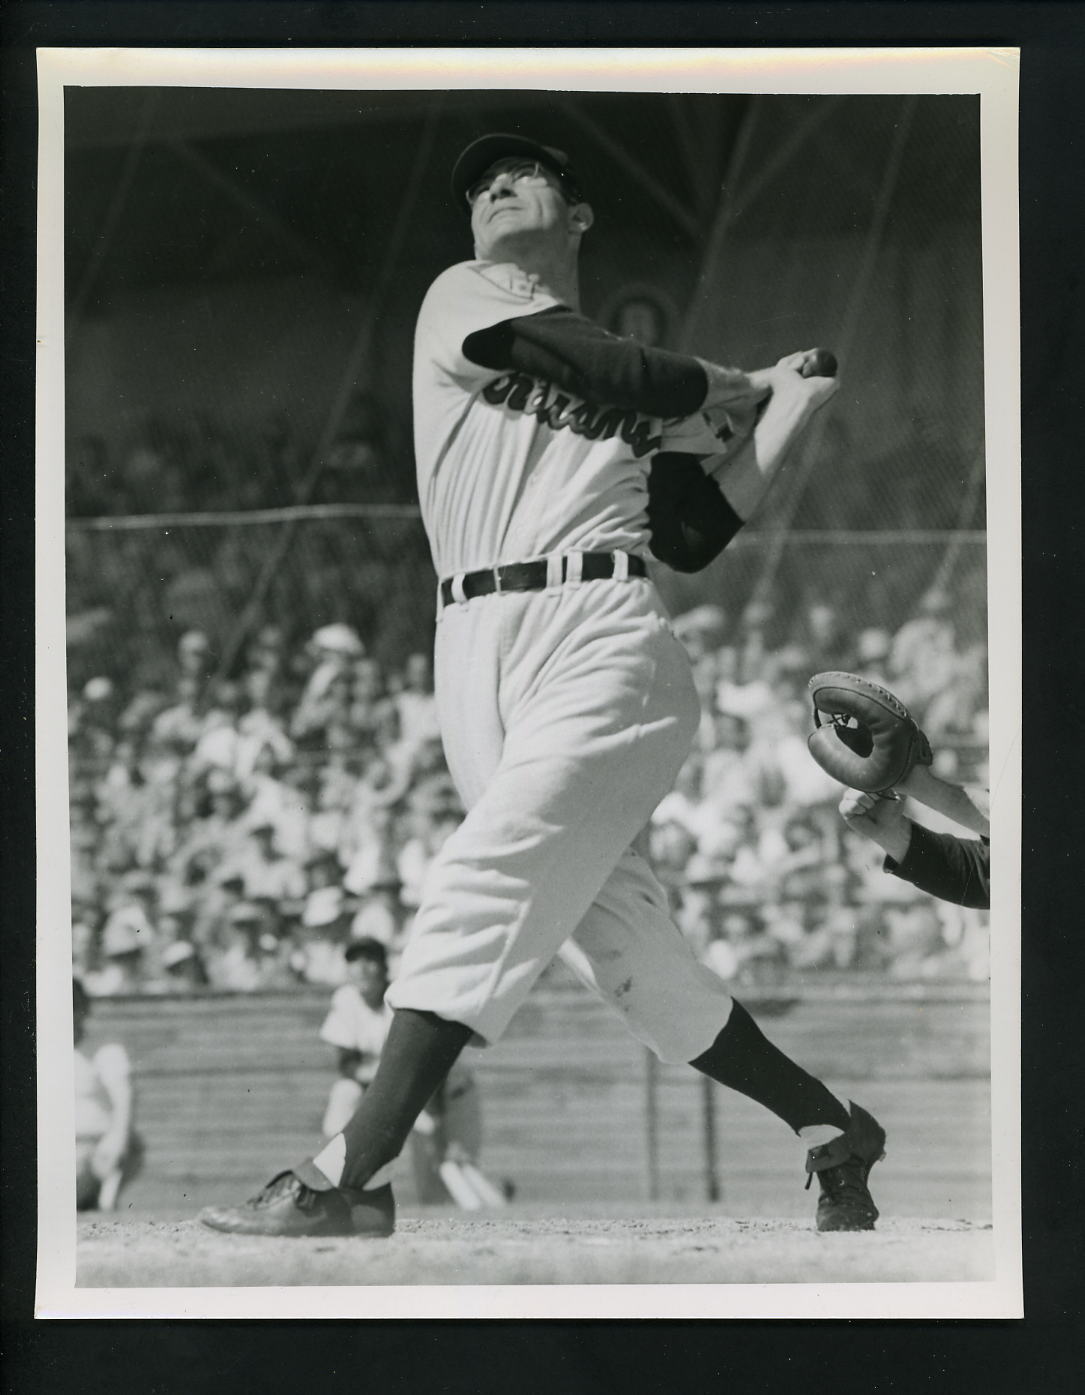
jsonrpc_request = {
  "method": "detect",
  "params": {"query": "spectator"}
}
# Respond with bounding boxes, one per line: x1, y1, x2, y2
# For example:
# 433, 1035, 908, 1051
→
888, 587, 957, 709
214, 902, 292, 992
246, 623, 290, 684
161, 939, 211, 991
71, 892, 102, 981
803, 600, 852, 671
230, 818, 307, 904
295, 886, 353, 987
176, 629, 214, 686
192, 681, 246, 773
291, 624, 365, 748
348, 877, 405, 957
349, 656, 387, 746
395, 652, 440, 753
89, 872, 159, 995
343, 806, 400, 898
700, 711, 772, 818
66, 584, 987, 991
175, 771, 251, 882
74, 676, 121, 759
236, 669, 294, 778
149, 675, 206, 752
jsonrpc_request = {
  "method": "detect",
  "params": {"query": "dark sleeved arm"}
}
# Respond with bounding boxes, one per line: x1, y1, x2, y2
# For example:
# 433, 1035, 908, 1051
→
646, 452, 745, 572
462, 306, 710, 418
884, 825, 991, 910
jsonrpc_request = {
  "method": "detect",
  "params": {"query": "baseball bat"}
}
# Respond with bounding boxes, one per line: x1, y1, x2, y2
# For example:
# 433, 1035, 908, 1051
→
459, 1161, 508, 1207
800, 348, 838, 379
896, 764, 990, 838
439, 1159, 484, 1210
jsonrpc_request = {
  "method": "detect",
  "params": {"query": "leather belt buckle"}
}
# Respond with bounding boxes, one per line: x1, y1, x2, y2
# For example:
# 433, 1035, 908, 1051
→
493, 566, 504, 596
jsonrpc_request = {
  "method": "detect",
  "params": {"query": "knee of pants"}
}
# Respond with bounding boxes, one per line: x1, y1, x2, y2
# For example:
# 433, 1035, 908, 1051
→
564, 853, 735, 1064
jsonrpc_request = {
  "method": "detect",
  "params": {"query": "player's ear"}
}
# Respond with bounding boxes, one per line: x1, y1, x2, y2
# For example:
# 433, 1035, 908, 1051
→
568, 202, 594, 234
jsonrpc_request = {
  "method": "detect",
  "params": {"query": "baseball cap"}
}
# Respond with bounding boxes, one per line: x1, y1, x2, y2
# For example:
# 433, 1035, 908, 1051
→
228, 902, 264, 925
345, 936, 389, 966
311, 623, 364, 656
451, 133, 583, 209
83, 676, 114, 702
161, 940, 197, 971
302, 886, 345, 929
102, 908, 147, 957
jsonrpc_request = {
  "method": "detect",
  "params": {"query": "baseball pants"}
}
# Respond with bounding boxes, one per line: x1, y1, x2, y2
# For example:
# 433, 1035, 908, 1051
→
386, 574, 735, 1063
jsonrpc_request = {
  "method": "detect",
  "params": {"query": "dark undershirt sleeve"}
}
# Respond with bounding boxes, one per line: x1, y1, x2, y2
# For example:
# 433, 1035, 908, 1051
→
885, 825, 991, 910
462, 306, 709, 418
646, 453, 746, 572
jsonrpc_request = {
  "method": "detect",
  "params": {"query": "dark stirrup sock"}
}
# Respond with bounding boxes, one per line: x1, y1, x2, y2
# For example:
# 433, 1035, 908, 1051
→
690, 999, 851, 1135
304, 1007, 473, 1191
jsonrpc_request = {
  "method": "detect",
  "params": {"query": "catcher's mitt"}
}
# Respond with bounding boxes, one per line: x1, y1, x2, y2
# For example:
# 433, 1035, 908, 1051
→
807, 671, 933, 794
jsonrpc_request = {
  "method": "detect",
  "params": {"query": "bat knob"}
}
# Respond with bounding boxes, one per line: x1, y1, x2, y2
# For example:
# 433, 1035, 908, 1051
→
801, 348, 838, 379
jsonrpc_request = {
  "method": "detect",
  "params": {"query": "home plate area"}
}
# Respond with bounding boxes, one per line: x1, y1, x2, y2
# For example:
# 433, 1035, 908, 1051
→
78, 1210, 992, 1288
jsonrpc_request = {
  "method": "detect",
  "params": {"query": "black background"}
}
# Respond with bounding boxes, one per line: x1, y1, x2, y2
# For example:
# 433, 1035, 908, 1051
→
3, 4, 1082, 1392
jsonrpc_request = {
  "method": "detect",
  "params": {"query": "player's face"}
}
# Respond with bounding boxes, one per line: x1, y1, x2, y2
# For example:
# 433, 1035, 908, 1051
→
351, 955, 388, 1003
468, 158, 586, 260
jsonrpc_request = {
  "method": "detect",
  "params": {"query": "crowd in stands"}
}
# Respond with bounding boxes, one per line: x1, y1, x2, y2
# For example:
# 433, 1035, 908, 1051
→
66, 395, 405, 519
68, 583, 991, 1000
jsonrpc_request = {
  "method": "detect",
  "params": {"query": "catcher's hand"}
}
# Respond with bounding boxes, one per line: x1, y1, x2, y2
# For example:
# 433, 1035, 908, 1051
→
838, 787, 912, 862
806, 671, 933, 794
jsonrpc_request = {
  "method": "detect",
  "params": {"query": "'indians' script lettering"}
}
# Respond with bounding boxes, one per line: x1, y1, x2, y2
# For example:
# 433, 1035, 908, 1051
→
482, 373, 662, 458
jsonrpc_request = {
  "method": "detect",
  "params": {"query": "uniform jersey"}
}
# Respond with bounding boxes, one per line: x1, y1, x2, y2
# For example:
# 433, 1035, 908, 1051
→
319, 985, 393, 1084
75, 1041, 130, 1142
413, 261, 709, 578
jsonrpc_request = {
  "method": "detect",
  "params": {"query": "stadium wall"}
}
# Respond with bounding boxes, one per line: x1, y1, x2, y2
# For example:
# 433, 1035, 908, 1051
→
89, 981, 992, 1218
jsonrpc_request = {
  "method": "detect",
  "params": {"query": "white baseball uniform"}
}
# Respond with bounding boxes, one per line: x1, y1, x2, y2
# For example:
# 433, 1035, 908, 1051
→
385, 260, 735, 1063
318, 983, 395, 1138
319, 983, 394, 1083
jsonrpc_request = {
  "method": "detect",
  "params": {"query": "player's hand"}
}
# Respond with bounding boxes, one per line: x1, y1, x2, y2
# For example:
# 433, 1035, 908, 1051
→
838, 788, 913, 863
771, 353, 840, 406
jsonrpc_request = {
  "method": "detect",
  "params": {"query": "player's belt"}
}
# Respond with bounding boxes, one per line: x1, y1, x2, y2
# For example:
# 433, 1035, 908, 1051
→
439, 551, 647, 607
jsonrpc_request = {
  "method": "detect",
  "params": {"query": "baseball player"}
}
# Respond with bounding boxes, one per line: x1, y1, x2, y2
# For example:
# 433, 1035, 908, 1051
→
805, 670, 991, 909
74, 978, 143, 1211
318, 937, 501, 1210
202, 133, 885, 1239
318, 937, 396, 1138
839, 779, 990, 908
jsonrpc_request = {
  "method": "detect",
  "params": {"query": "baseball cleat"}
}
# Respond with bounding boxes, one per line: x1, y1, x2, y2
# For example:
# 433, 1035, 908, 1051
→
198, 1170, 395, 1238
804, 1102, 886, 1232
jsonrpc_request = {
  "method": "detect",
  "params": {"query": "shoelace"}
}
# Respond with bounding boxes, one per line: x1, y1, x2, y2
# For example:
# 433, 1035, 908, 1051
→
248, 1171, 307, 1209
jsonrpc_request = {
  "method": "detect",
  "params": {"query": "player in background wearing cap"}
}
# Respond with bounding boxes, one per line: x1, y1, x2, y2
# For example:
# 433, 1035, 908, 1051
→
319, 938, 396, 1138
202, 133, 884, 1238
319, 938, 506, 1210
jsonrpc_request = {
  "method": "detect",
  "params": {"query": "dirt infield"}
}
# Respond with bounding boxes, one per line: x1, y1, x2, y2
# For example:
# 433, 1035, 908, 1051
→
77, 1210, 992, 1288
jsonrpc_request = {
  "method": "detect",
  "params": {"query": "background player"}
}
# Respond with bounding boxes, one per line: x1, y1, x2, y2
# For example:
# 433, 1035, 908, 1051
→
202, 132, 885, 1240
320, 936, 506, 1208
318, 937, 395, 1139
74, 977, 143, 1211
